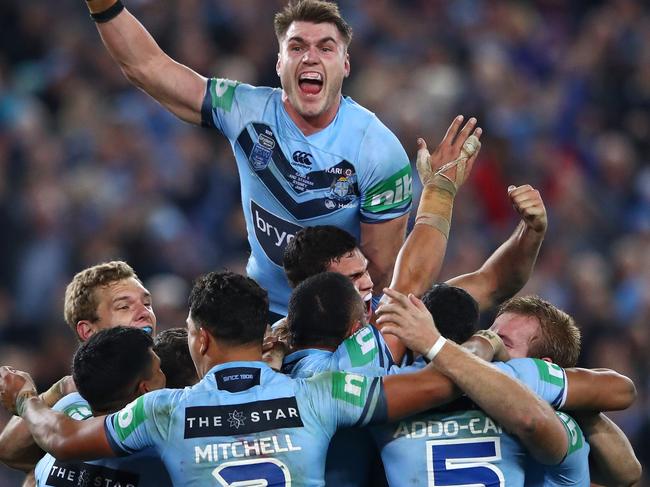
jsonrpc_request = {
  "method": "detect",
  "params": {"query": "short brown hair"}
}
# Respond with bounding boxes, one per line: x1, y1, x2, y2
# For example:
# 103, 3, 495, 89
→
64, 261, 139, 336
497, 296, 581, 368
274, 0, 353, 46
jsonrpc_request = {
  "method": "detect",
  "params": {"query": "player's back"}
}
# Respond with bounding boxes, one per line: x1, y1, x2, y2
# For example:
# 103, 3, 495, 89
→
104, 361, 386, 486
373, 399, 527, 487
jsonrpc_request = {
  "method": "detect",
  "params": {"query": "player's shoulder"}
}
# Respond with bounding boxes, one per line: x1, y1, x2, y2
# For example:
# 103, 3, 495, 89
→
206, 78, 279, 111
340, 96, 395, 137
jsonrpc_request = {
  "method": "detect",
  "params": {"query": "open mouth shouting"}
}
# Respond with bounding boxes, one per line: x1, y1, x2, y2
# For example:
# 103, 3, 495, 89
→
298, 71, 324, 96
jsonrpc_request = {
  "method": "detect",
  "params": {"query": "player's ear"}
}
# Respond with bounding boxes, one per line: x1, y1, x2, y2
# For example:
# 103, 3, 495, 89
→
276, 53, 282, 77
199, 326, 210, 356
541, 357, 553, 363
76, 321, 94, 342
344, 52, 350, 78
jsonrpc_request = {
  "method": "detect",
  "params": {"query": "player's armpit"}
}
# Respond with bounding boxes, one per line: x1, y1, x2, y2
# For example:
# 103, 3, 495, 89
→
563, 368, 636, 411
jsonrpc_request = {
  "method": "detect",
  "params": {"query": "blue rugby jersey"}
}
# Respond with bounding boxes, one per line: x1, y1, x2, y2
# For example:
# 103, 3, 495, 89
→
282, 325, 396, 487
104, 361, 387, 486
373, 358, 570, 487
201, 80, 412, 314
35, 393, 171, 487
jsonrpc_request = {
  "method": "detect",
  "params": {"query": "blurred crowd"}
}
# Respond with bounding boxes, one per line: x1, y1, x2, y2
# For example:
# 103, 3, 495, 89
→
0, 0, 649, 484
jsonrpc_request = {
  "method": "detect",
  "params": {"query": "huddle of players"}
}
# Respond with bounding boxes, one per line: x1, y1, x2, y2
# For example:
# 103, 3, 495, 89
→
0, 128, 642, 486
0, 0, 642, 484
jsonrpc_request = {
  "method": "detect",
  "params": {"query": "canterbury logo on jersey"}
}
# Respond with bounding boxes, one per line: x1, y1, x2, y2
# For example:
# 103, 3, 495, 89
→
237, 124, 360, 220
292, 151, 313, 167
46, 460, 140, 487
184, 397, 304, 438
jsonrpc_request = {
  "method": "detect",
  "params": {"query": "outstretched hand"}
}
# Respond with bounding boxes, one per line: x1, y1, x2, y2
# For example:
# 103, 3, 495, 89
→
0, 366, 37, 415
375, 288, 441, 356
416, 115, 483, 193
507, 184, 548, 234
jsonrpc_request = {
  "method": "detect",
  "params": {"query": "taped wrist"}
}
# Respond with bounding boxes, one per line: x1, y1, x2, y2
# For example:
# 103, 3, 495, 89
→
471, 330, 504, 355
39, 377, 66, 407
16, 391, 38, 417
415, 184, 454, 238
86, 0, 124, 22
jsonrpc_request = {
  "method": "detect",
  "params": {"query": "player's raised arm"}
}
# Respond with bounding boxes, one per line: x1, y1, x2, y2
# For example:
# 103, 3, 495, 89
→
377, 288, 569, 466
447, 183, 548, 311
85, 0, 207, 124
390, 115, 482, 297
0, 367, 112, 462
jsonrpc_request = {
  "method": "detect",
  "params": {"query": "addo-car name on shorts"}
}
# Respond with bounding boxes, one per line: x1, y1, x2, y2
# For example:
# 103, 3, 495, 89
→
184, 397, 303, 438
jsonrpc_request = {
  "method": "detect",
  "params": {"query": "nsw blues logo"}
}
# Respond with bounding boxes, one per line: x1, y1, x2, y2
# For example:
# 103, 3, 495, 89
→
329, 175, 356, 202
250, 133, 276, 171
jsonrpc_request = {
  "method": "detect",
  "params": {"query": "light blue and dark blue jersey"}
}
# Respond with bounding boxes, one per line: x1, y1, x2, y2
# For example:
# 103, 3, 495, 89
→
373, 358, 570, 487
104, 361, 387, 486
282, 325, 396, 487
201, 80, 412, 315
283, 325, 395, 378
35, 393, 171, 487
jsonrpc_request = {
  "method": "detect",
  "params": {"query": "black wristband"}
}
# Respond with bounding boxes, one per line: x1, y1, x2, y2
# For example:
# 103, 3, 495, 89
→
90, 0, 124, 23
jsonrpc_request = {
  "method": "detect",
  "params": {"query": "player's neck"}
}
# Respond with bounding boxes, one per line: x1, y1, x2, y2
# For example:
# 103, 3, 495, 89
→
282, 95, 340, 136
202, 344, 264, 375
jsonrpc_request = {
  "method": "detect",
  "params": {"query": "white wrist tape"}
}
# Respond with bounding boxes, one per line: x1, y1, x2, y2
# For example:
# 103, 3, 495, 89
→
425, 336, 447, 362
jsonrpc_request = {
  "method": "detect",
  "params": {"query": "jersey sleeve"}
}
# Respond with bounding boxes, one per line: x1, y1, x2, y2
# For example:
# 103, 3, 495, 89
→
302, 372, 388, 435
494, 358, 568, 408
104, 389, 176, 456
333, 325, 395, 373
200, 78, 268, 140
357, 117, 412, 222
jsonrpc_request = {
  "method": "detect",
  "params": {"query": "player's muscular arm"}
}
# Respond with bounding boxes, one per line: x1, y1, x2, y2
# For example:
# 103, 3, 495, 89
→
0, 417, 43, 471
0, 375, 76, 471
378, 289, 567, 465
390, 116, 482, 298
574, 411, 641, 487
447, 185, 547, 311
0, 368, 113, 462
563, 368, 636, 411
88, 2, 207, 124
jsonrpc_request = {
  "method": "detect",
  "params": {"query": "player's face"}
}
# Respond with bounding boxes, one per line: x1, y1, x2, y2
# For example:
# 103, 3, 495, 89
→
327, 248, 374, 320
92, 277, 156, 335
277, 21, 350, 126
489, 312, 541, 359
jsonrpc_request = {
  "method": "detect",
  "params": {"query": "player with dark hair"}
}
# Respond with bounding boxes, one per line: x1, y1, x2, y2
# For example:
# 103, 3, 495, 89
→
0, 261, 156, 475
153, 328, 199, 389
372, 288, 637, 486
283, 226, 360, 290
77, 0, 463, 319
0, 271, 570, 486
421, 283, 479, 345
287, 272, 366, 351
33, 327, 170, 487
